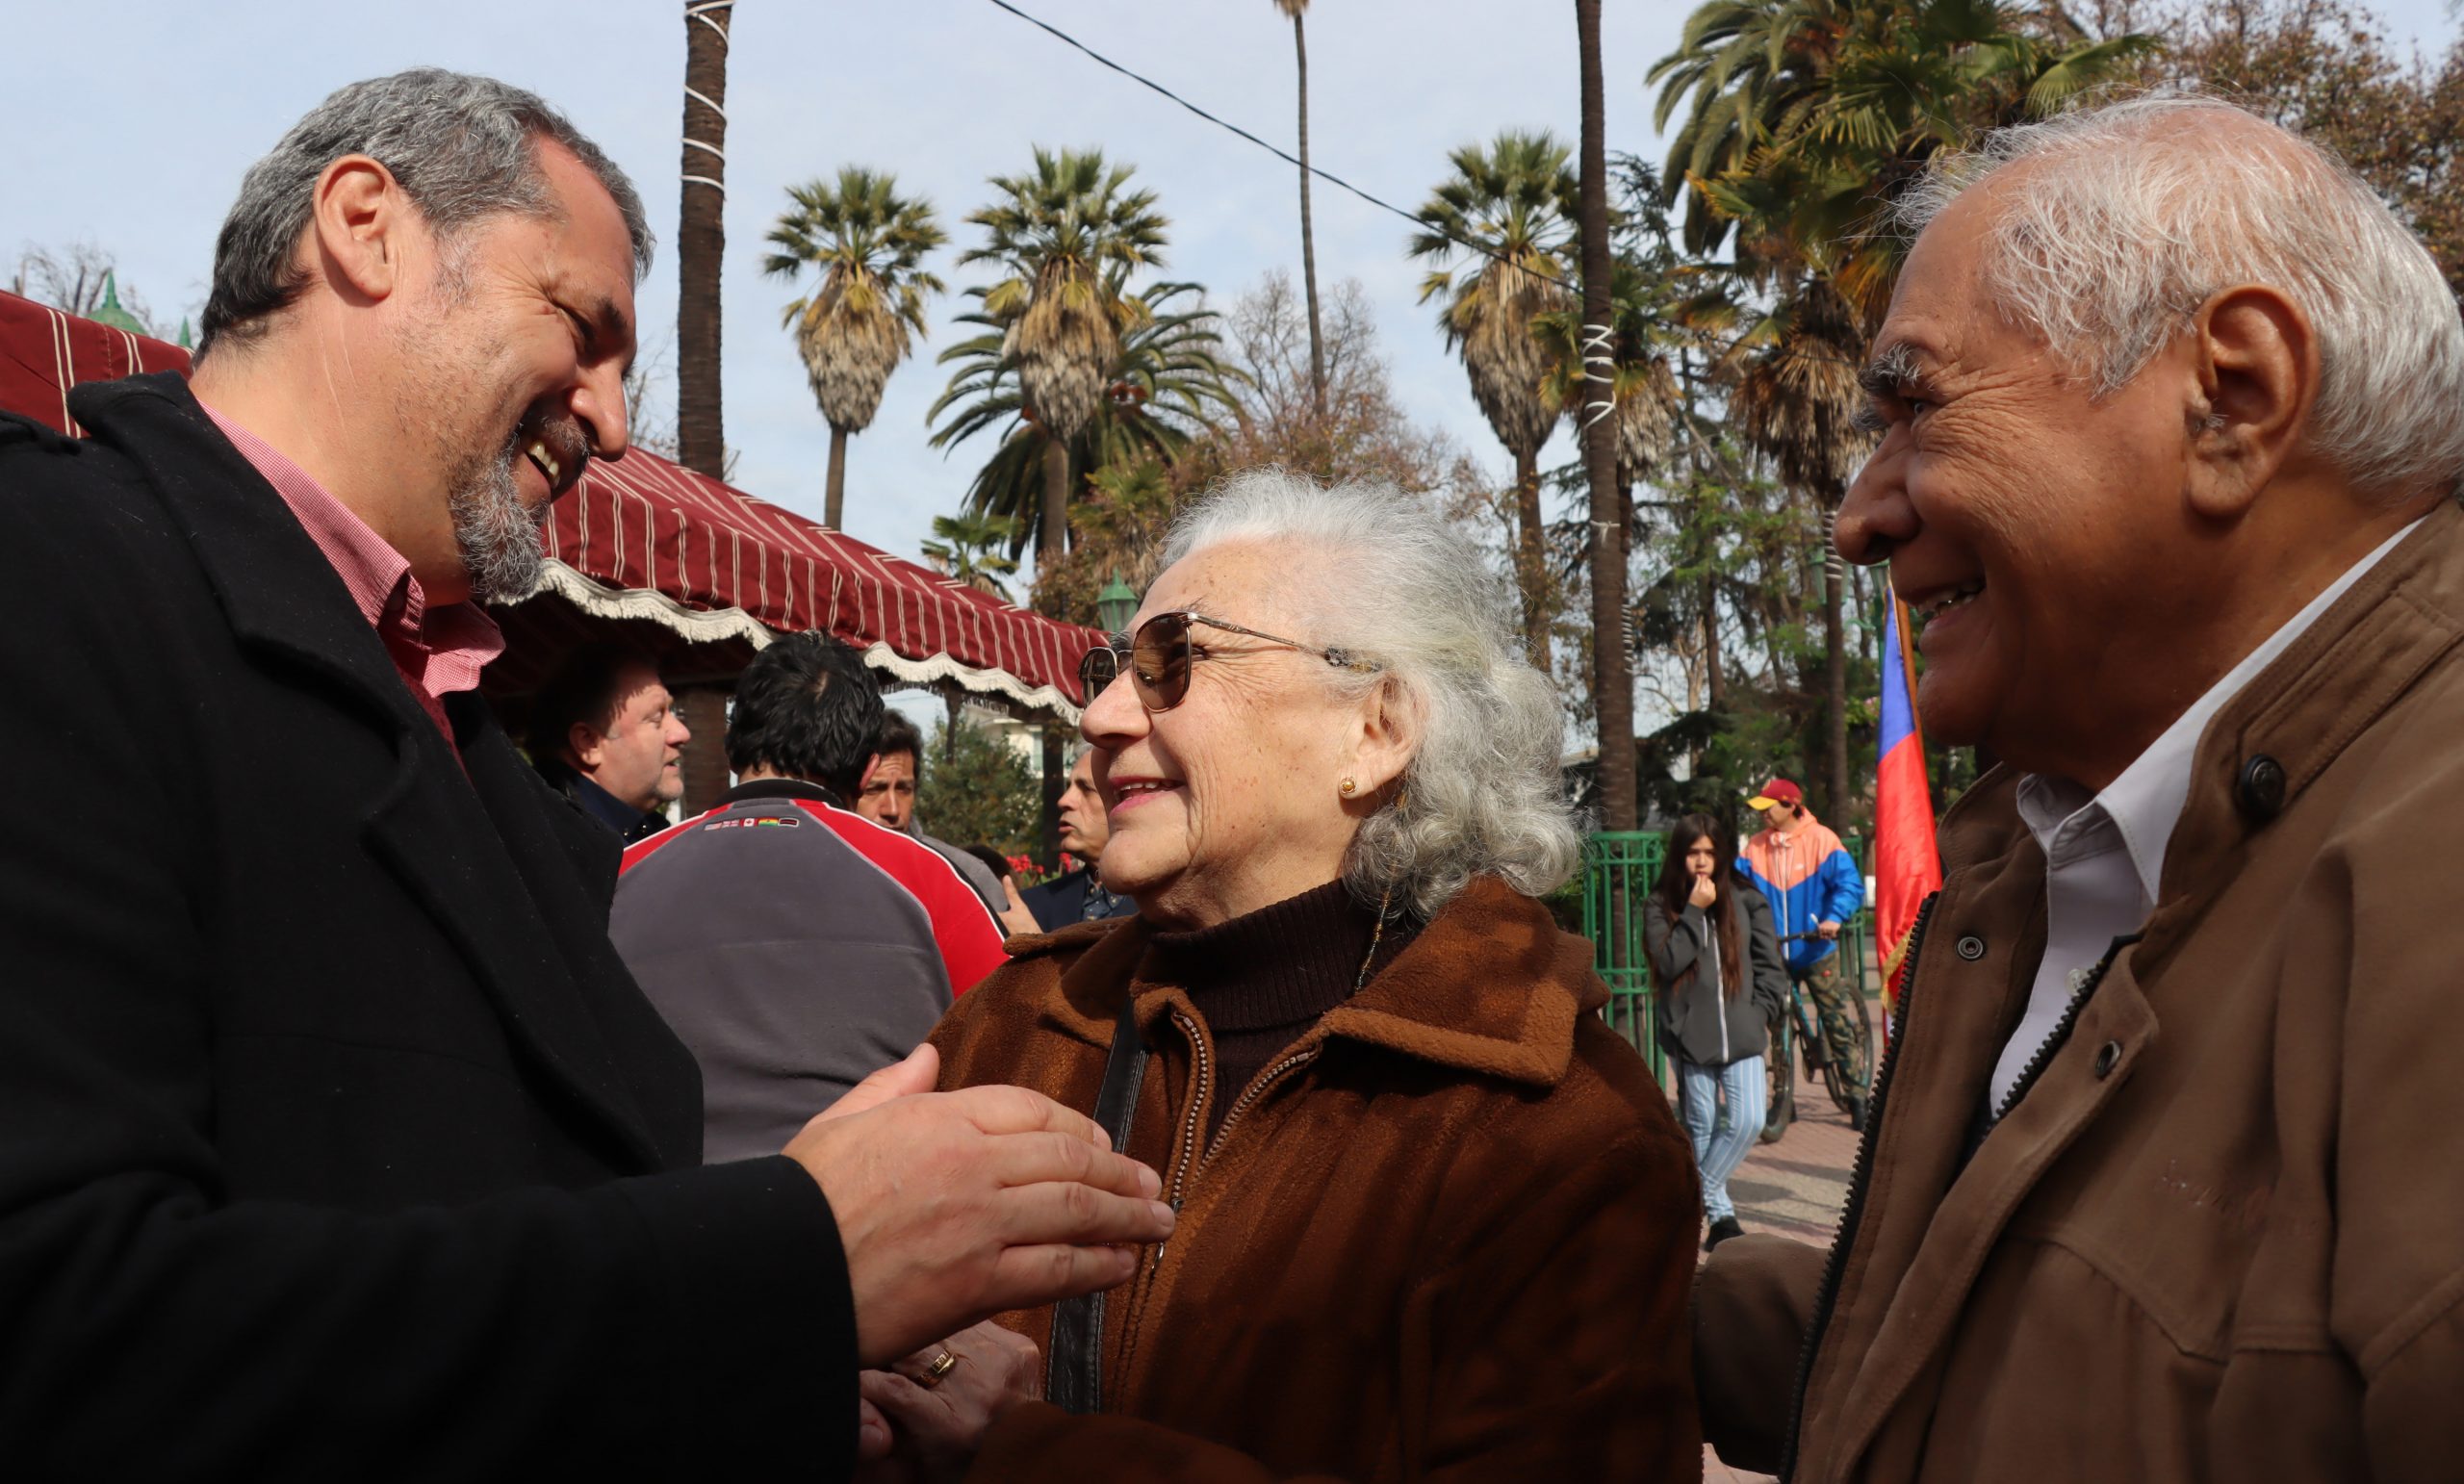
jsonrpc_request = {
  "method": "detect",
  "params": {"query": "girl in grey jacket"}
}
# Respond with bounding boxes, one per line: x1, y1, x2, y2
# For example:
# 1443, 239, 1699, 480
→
1644, 813, 1790, 1249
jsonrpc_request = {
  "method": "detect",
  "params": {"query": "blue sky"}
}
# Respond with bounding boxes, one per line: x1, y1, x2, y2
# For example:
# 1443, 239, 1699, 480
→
8, 0, 2456, 594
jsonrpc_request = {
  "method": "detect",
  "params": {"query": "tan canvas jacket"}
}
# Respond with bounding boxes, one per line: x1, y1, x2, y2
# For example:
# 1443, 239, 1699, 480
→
1698, 499, 2464, 1482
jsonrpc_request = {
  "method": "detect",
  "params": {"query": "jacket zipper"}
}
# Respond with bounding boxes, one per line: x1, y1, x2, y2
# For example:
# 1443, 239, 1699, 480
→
1778, 890, 1937, 1483
1712, 927, 1731, 1063
1201, 1048, 1320, 1168
1116, 1018, 1318, 1404
1776, 907, 2143, 1479
1150, 1010, 1214, 1272
1989, 930, 2142, 1123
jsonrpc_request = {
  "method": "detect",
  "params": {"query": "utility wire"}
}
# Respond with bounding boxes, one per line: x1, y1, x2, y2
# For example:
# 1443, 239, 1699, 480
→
982, 0, 1575, 291
981, 0, 1878, 381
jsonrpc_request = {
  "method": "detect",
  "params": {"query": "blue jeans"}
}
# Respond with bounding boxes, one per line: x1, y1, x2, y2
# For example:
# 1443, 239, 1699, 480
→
1677, 1056, 1768, 1224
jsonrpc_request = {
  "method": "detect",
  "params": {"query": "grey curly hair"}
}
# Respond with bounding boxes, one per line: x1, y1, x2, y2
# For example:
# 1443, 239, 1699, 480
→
1163, 470, 1581, 919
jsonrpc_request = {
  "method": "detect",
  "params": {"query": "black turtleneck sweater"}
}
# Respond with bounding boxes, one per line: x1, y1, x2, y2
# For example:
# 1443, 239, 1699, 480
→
1143, 879, 1421, 1140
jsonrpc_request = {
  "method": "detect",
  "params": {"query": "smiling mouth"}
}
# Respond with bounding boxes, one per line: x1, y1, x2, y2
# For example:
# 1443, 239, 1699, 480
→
1110, 778, 1181, 811
525, 440, 571, 495
1909, 580, 1985, 624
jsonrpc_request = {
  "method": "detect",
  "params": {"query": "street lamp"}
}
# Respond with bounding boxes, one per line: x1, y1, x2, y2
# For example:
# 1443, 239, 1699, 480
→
1097, 570, 1141, 636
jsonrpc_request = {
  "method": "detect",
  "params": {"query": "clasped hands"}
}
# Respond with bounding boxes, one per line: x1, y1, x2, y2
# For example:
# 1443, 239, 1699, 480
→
784, 1044, 1168, 1477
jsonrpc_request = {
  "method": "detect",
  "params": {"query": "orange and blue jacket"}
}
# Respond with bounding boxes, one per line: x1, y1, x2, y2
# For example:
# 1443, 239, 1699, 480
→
1735, 815, 1865, 976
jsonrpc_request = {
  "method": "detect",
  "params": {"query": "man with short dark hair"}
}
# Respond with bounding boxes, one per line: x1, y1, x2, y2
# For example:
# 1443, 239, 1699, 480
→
614, 632, 1007, 1155
0, 69, 1169, 1478
857, 711, 1030, 932
854, 712, 925, 831
527, 640, 689, 842
1020, 748, 1138, 929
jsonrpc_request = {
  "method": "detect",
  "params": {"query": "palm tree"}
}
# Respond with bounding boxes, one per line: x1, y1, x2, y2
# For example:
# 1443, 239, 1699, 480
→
929, 278, 1242, 557
761, 168, 947, 531
1274, 0, 1327, 416
676, 0, 732, 479
1650, 0, 2153, 818
1535, 261, 1680, 505
1724, 279, 1872, 820
1408, 130, 1580, 667
956, 147, 1170, 560
1578, 0, 1636, 832
1652, 0, 2157, 321
921, 512, 1023, 601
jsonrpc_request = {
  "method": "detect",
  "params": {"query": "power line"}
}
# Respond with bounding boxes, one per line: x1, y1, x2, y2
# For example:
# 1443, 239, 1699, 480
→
982, 0, 1575, 291
982, 0, 1879, 381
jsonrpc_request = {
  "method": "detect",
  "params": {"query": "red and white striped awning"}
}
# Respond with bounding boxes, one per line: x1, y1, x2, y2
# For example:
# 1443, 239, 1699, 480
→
0, 290, 1097, 718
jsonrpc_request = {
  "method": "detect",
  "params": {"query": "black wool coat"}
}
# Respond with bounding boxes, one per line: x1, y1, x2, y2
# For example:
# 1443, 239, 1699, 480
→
0, 373, 854, 1480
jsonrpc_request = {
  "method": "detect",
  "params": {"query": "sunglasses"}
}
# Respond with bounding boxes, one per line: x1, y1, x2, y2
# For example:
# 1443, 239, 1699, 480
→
1079, 609, 1379, 712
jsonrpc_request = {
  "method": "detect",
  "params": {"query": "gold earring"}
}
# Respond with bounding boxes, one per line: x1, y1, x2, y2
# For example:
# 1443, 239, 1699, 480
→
1339, 778, 1358, 797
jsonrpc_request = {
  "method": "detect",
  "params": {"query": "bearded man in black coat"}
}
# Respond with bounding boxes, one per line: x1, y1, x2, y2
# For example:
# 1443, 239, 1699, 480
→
0, 69, 1171, 1479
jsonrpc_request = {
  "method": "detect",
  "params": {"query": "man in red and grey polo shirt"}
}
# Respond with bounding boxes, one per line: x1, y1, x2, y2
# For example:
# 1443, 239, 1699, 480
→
611, 633, 1005, 1162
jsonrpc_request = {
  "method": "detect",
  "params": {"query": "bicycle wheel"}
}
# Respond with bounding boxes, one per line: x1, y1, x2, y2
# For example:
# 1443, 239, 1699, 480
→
1761, 1016, 1794, 1143
1820, 988, 1876, 1121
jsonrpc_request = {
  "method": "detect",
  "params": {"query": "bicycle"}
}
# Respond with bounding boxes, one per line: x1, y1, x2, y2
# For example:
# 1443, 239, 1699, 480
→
1760, 931, 1875, 1143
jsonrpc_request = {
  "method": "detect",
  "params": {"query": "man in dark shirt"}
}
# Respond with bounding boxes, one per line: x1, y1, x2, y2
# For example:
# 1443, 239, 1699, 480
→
614, 633, 1007, 1156
528, 639, 690, 842
0, 67, 1169, 1477
1021, 747, 1139, 929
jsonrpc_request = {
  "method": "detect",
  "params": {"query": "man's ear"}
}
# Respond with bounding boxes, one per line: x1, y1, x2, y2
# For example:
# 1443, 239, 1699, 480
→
568, 722, 607, 773
2184, 282, 2317, 522
1344, 678, 1419, 807
310, 154, 412, 308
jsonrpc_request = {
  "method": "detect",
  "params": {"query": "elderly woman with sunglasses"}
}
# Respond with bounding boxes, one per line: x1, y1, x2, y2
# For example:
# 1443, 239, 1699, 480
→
856, 472, 1699, 1483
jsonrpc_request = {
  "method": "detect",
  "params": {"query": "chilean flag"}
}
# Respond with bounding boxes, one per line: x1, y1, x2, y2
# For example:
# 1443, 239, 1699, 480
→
1875, 593, 1943, 1015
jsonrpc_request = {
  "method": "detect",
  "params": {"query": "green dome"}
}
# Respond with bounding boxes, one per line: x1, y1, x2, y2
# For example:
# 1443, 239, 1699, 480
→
87, 271, 145, 335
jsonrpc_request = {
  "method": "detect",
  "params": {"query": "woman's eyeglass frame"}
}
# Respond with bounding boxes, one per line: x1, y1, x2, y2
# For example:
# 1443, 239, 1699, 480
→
1078, 609, 1379, 713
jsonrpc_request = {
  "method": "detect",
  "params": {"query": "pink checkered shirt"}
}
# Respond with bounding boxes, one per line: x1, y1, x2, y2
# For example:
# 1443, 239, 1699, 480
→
199, 401, 504, 753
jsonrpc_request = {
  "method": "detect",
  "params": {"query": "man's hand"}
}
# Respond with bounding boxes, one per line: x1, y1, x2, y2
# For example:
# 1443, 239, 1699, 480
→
995, 883, 1042, 938
857, 1321, 1041, 1484
1817, 919, 1841, 941
789, 1046, 1173, 1366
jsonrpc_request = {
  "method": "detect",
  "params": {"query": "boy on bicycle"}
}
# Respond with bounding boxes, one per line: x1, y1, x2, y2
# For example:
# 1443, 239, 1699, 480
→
1737, 778, 1870, 1129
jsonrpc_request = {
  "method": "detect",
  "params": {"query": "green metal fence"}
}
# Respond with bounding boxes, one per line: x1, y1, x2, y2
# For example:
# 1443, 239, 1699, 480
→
1579, 832, 1666, 1081
1579, 830, 1875, 1085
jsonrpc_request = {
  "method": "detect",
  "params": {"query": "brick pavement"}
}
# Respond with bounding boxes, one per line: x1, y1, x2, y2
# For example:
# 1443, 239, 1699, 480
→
1694, 1002, 1876, 1482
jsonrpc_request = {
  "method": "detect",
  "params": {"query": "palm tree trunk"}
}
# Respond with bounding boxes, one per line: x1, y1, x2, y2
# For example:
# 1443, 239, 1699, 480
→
1514, 448, 1548, 669
1702, 570, 1726, 714
1294, 13, 1326, 418
1823, 505, 1851, 829
1575, 0, 1634, 833
1040, 726, 1065, 869
825, 423, 849, 529
1040, 436, 1072, 557
677, 0, 732, 479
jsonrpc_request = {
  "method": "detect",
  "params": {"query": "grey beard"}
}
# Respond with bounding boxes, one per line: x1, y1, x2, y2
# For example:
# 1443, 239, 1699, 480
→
449, 436, 546, 603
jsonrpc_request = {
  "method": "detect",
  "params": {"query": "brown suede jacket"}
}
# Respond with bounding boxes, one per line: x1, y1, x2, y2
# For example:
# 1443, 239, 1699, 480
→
1697, 499, 2464, 1481
928, 876, 1701, 1481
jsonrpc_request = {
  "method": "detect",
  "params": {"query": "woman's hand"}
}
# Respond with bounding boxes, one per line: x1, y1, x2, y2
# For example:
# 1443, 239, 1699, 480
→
857, 1320, 1041, 1484
1688, 874, 1719, 910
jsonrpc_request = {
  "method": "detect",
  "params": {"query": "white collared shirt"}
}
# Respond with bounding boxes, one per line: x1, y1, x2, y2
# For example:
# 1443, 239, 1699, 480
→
1991, 516, 2426, 1112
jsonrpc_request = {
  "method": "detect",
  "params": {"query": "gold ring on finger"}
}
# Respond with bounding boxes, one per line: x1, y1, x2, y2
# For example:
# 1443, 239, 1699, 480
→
917, 1348, 961, 1390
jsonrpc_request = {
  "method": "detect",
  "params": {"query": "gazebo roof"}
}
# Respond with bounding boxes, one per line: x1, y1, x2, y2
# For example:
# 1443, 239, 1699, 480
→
0, 289, 1098, 719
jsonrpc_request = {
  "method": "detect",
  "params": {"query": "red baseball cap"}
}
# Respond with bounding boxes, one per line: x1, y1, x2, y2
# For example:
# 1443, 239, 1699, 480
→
1747, 778, 1804, 811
